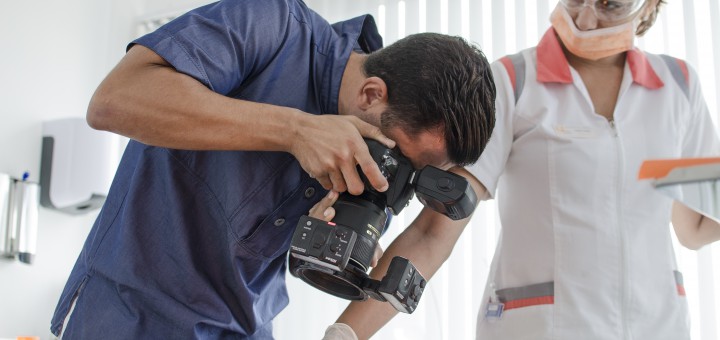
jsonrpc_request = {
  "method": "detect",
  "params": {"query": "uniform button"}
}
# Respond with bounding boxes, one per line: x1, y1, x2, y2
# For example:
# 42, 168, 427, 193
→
274, 218, 286, 227
304, 187, 315, 198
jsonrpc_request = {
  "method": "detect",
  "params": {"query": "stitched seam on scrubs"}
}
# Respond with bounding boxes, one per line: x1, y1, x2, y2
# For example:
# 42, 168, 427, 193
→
86, 186, 130, 268
289, 10, 331, 58
160, 148, 238, 242
228, 155, 298, 222
158, 27, 213, 91
238, 176, 314, 258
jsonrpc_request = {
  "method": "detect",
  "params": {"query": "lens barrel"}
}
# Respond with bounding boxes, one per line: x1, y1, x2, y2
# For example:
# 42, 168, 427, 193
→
332, 193, 387, 272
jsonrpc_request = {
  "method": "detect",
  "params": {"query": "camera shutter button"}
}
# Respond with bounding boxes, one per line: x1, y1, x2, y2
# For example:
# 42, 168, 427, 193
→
437, 177, 454, 192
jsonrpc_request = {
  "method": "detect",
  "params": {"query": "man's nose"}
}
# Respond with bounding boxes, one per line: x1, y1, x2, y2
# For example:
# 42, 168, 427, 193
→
574, 5, 599, 31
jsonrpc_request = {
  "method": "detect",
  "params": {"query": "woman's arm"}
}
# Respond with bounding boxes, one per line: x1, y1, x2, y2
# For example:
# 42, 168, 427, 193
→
671, 201, 720, 250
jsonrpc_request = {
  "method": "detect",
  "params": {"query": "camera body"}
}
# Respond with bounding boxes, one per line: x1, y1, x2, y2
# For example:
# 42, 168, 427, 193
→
289, 139, 477, 313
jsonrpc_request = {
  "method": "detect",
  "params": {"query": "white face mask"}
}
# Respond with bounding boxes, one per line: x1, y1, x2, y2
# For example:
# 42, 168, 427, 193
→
550, 3, 637, 60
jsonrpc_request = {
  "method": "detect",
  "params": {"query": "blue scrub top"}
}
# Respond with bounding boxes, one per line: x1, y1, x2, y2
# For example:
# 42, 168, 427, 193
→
51, 0, 382, 338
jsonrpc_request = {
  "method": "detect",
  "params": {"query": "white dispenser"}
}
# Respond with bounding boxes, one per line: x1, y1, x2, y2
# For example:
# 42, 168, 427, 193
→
39, 118, 124, 214
0, 174, 40, 264
12, 180, 40, 264
0, 173, 14, 257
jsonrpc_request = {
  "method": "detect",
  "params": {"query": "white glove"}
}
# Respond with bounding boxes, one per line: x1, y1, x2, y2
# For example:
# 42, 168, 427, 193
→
322, 323, 358, 340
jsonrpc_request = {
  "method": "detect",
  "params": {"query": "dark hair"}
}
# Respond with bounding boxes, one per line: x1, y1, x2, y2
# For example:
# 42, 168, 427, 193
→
363, 33, 496, 166
637, 0, 667, 36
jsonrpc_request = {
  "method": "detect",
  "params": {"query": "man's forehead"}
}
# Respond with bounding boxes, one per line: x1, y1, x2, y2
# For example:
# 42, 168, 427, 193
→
398, 139, 451, 170
385, 125, 451, 169
412, 149, 453, 170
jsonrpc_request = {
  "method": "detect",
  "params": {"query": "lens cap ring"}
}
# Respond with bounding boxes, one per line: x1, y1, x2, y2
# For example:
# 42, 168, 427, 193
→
292, 261, 369, 300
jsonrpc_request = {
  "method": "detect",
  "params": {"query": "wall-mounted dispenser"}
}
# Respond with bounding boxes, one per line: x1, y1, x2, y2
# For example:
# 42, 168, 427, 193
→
12, 177, 39, 264
40, 118, 124, 215
1, 173, 40, 264
0, 173, 14, 258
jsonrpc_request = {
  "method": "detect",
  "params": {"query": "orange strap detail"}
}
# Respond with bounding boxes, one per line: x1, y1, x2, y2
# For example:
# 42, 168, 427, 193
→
503, 296, 554, 310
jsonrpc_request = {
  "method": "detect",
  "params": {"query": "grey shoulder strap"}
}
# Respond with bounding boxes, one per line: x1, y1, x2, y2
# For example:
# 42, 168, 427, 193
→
499, 52, 526, 104
659, 55, 690, 100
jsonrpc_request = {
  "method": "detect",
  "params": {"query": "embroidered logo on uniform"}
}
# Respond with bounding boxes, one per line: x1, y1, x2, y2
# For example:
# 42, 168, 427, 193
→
554, 125, 598, 138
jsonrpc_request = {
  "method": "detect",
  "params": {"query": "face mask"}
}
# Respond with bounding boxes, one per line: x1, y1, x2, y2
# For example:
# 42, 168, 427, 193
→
550, 3, 637, 61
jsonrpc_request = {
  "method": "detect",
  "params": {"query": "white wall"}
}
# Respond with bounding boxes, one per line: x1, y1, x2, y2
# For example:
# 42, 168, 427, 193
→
0, 0, 141, 338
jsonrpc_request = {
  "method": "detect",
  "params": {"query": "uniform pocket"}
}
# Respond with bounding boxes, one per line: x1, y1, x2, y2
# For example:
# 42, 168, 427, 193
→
478, 302, 554, 340
496, 281, 555, 310
239, 192, 302, 260
238, 175, 322, 260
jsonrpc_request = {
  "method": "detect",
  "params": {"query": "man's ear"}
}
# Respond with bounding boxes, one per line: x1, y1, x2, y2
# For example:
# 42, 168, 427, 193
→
357, 76, 388, 110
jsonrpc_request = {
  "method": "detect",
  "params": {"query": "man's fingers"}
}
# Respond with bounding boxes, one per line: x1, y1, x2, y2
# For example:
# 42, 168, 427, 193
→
328, 170, 347, 193
315, 175, 333, 191
356, 152, 388, 192
308, 190, 338, 220
322, 206, 335, 221
341, 163, 365, 195
354, 119, 396, 149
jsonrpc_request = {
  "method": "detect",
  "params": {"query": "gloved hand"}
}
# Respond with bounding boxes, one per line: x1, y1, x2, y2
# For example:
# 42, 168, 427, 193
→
322, 323, 358, 340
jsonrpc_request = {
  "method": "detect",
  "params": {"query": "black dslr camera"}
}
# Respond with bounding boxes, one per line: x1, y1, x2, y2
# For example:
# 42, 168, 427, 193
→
288, 139, 477, 313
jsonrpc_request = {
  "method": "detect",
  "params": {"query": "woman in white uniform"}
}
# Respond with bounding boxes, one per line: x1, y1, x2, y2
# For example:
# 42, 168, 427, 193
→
318, 1, 720, 339
470, 0, 720, 339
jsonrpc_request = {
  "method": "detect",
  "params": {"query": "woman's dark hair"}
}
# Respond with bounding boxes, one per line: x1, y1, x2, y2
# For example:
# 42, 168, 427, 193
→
363, 33, 496, 166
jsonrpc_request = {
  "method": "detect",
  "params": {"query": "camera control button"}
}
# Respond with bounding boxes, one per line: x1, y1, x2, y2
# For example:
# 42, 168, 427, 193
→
304, 187, 316, 198
437, 177, 454, 191
312, 233, 326, 248
274, 218, 286, 227
412, 286, 423, 298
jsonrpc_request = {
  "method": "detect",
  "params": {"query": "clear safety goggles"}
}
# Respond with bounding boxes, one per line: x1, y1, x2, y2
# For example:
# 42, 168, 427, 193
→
559, 0, 645, 23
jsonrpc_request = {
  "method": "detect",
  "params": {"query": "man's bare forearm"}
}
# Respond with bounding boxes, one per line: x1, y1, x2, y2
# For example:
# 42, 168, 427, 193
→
87, 45, 305, 152
336, 208, 464, 339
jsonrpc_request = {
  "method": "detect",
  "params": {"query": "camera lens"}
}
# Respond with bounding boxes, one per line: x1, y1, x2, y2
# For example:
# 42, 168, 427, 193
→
289, 256, 368, 300
332, 193, 387, 272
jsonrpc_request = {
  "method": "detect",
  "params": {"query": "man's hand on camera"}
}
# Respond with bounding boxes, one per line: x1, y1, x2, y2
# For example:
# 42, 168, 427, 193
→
307, 190, 384, 267
308, 190, 340, 221
290, 114, 395, 195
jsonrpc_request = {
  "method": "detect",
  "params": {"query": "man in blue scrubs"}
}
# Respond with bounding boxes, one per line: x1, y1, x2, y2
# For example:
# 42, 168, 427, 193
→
50, 0, 496, 338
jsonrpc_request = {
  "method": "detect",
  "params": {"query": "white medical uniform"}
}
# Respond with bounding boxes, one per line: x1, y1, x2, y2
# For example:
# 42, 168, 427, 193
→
469, 28, 720, 340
